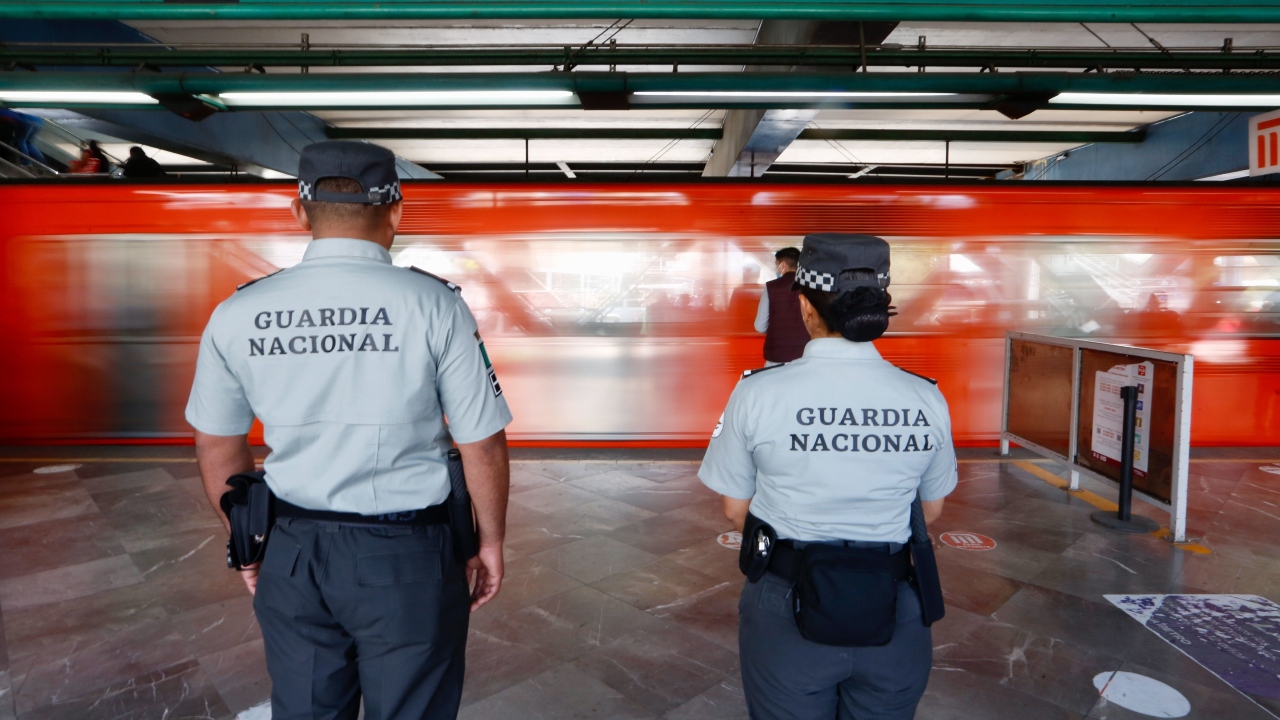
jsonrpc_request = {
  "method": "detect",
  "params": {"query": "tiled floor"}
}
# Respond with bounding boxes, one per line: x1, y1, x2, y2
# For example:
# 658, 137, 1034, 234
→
0, 445, 1277, 720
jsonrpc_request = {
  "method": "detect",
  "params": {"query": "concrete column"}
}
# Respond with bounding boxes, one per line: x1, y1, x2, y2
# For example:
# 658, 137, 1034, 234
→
702, 20, 897, 178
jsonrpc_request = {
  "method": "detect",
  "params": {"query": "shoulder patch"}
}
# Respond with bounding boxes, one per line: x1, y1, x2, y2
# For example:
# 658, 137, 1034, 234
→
741, 362, 789, 379
896, 366, 938, 385
409, 266, 462, 296
236, 268, 284, 291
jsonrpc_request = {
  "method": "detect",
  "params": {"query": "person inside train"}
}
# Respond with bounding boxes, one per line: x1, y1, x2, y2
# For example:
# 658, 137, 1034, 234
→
727, 264, 765, 333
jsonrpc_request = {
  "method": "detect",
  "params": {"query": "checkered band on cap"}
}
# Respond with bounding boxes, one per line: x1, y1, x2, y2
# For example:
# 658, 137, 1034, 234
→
297, 179, 401, 205
795, 264, 836, 291
367, 182, 402, 206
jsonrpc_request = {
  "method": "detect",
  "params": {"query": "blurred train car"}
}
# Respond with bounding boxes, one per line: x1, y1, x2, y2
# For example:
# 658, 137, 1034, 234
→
1, 182, 1278, 446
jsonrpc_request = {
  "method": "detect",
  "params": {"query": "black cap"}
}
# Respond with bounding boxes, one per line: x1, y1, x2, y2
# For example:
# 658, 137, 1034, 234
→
297, 141, 401, 206
793, 233, 890, 292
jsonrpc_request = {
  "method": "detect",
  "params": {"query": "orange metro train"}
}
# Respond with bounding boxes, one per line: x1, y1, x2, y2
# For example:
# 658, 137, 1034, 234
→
1, 180, 1277, 447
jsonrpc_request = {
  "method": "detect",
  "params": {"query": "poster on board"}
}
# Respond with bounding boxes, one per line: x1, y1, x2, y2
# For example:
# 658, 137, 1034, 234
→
1091, 362, 1154, 477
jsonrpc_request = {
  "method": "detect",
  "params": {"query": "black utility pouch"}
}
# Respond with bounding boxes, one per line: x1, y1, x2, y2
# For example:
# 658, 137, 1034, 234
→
793, 544, 902, 647
220, 471, 273, 570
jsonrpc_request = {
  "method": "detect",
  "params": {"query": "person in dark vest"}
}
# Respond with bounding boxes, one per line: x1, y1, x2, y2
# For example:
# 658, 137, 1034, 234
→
754, 247, 809, 365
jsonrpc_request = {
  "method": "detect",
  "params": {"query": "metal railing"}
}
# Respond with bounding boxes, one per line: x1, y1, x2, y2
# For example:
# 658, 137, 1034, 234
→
0, 139, 60, 177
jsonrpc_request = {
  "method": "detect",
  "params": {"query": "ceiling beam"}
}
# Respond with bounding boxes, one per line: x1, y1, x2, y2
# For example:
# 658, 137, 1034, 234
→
9, 0, 1280, 23
326, 127, 724, 140
797, 128, 1148, 142
7, 46, 1280, 72
704, 19, 827, 178
327, 127, 1150, 143
418, 161, 1014, 180
3, 72, 1279, 111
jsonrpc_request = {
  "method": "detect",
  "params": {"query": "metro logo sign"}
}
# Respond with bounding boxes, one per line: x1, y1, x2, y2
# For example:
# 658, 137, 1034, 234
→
939, 531, 997, 551
1250, 109, 1280, 176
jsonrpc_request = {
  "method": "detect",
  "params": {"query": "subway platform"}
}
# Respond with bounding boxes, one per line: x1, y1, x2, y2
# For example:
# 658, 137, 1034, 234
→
0, 446, 1276, 720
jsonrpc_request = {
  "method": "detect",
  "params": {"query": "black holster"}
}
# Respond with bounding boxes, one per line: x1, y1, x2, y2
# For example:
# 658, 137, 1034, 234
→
446, 449, 479, 564
220, 470, 273, 571
909, 494, 946, 626
739, 512, 777, 582
737, 494, 946, 647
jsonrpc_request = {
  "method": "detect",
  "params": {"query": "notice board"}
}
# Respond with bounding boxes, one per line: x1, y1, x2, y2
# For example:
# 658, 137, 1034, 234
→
1076, 348, 1178, 504
1006, 339, 1074, 459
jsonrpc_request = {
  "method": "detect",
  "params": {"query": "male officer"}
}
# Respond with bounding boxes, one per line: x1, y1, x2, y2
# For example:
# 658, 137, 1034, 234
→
186, 141, 512, 720
753, 247, 807, 365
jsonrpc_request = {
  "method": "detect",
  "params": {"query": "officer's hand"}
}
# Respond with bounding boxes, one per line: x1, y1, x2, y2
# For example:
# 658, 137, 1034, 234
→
466, 543, 504, 612
239, 562, 260, 595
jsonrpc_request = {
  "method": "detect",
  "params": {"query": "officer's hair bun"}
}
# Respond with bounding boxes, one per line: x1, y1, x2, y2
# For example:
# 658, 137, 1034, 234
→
802, 269, 893, 343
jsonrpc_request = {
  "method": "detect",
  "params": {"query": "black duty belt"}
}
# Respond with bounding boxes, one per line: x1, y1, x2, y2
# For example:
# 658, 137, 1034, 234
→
276, 498, 449, 527
767, 539, 912, 585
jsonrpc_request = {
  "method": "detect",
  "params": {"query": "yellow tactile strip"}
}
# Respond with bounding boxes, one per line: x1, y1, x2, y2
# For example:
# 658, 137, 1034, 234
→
1008, 460, 1213, 555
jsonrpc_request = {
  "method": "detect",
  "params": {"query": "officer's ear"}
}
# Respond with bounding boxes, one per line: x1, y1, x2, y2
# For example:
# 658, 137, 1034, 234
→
798, 293, 816, 322
290, 198, 313, 232
386, 200, 403, 233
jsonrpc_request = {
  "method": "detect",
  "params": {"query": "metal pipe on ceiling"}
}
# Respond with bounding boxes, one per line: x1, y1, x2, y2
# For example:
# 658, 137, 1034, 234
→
7, 0, 1280, 23
5, 45, 1280, 71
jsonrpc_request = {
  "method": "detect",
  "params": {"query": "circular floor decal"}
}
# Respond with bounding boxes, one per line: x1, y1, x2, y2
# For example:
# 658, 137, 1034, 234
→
939, 531, 997, 551
717, 531, 743, 550
1093, 671, 1190, 718
1259, 465, 1280, 475
33, 463, 82, 474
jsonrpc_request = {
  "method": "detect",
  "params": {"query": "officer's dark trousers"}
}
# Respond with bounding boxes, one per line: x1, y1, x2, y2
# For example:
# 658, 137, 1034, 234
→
738, 574, 932, 720
254, 518, 471, 720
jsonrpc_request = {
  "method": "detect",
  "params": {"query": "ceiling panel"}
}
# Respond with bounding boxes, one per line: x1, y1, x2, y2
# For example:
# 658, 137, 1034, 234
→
316, 108, 725, 129
127, 19, 760, 48
374, 137, 715, 163
884, 22, 1280, 48
778, 139, 1081, 165
811, 108, 1181, 132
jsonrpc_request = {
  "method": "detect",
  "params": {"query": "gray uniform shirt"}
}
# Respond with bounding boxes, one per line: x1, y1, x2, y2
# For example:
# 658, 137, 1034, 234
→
185, 237, 513, 514
699, 338, 957, 543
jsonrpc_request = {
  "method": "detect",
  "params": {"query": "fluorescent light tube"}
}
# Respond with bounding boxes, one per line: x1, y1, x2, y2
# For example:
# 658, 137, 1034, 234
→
0, 91, 159, 104
1052, 93, 1280, 107
634, 91, 955, 98
218, 90, 574, 107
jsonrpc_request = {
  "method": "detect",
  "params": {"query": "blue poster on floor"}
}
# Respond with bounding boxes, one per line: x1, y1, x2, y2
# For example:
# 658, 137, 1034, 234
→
1107, 594, 1280, 715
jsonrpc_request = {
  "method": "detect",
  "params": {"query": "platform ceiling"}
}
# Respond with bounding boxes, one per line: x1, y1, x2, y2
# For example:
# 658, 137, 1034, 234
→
29, 18, 1280, 176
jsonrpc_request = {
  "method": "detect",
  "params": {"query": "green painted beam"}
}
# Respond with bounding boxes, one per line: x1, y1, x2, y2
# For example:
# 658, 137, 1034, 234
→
796, 128, 1148, 142
2, 71, 1278, 111
325, 127, 724, 139
6, 46, 1280, 71
7, 0, 1280, 22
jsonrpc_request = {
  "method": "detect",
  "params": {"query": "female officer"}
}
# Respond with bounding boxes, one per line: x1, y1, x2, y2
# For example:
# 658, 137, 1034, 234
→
699, 233, 957, 720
